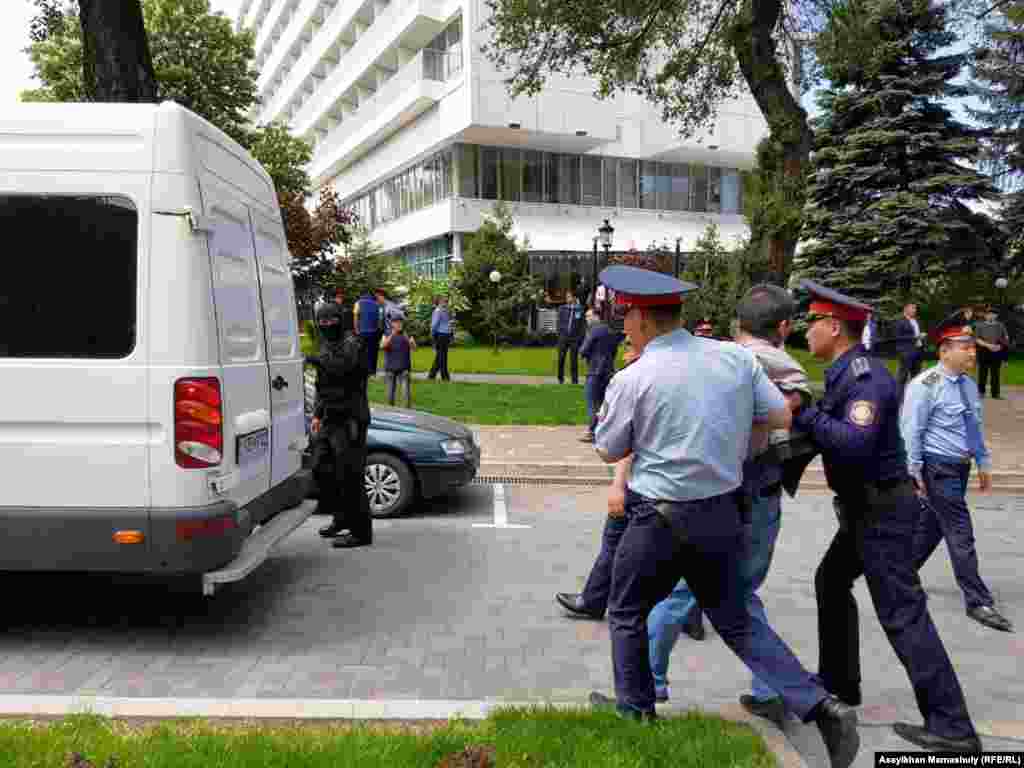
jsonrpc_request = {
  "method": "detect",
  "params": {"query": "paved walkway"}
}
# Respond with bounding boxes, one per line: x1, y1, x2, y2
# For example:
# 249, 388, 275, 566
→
0, 488, 1020, 768
467, 385, 1024, 489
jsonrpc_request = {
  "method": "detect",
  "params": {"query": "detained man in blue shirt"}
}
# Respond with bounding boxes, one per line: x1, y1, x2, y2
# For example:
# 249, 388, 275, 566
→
900, 313, 1013, 632
588, 266, 859, 768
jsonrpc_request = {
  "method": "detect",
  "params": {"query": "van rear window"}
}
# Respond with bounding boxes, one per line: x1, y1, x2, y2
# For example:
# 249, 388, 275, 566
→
0, 195, 137, 359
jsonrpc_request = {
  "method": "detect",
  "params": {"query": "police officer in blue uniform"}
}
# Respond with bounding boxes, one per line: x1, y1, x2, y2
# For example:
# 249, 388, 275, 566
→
901, 312, 1013, 632
791, 280, 980, 753
589, 266, 859, 768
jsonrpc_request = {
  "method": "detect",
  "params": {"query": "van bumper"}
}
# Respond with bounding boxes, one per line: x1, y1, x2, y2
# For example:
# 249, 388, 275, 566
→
0, 470, 313, 578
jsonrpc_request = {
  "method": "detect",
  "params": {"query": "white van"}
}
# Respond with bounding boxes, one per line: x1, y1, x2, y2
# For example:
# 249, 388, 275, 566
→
0, 102, 311, 594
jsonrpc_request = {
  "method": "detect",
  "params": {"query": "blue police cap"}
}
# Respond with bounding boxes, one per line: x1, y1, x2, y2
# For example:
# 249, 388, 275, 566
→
598, 265, 698, 307
798, 279, 872, 322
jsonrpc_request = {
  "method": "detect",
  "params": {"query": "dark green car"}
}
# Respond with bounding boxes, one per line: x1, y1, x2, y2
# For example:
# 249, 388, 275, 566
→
304, 375, 480, 517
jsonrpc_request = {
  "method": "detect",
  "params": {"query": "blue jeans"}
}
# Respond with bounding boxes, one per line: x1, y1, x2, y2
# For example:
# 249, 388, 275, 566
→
648, 490, 782, 700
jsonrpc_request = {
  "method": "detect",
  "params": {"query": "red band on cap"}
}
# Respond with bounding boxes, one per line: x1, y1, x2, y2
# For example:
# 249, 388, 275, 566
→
933, 325, 974, 343
809, 300, 868, 323
615, 293, 684, 307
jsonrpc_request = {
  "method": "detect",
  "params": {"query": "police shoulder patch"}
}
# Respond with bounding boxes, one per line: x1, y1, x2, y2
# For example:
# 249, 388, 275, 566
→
848, 400, 877, 427
923, 371, 941, 387
850, 357, 871, 379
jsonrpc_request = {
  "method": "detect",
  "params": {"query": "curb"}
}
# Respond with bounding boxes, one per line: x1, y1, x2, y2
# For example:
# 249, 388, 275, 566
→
476, 463, 1024, 493
0, 694, 802, 768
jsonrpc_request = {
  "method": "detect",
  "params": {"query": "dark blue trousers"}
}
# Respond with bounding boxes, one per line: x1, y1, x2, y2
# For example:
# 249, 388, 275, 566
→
608, 490, 828, 718
816, 484, 975, 740
914, 455, 994, 610
581, 513, 628, 615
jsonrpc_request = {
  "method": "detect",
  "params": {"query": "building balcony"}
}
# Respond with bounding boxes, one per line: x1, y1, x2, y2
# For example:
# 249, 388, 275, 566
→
290, 0, 448, 139
259, 0, 365, 124
310, 48, 457, 185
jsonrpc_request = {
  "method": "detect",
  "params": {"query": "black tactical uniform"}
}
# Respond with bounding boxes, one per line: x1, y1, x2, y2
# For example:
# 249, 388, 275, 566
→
309, 303, 372, 548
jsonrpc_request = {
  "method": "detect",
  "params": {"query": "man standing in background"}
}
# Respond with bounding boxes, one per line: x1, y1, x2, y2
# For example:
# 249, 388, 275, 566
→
355, 289, 383, 377
975, 306, 1011, 399
429, 296, 452, 381
557, 294, 586, 384
579, 309, 624, 443
895, 302, 926, 392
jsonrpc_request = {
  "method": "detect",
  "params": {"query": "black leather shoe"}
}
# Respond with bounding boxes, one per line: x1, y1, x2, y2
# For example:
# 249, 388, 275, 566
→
318, 523, 345, 538
968, 605, 1014, 632
814, 696, 859, 768
332, 533, 370, 548
589, 692, 656, 723
893, 723, 982, 753
579, 432, 595, 443
556, 592, 603, 620
740, 695, 786, 729
683, 609, 705, 641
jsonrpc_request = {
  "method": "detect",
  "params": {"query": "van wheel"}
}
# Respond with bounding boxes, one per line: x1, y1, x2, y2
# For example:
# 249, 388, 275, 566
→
364, 453, 414, 517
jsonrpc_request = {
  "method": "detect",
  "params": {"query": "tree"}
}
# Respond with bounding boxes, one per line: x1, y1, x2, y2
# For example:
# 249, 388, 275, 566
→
968, 0, 1024, 264
25, 0, 357, 286
79, 0, 158, 101
796, 0, 1001, 316
680, 224, 762, 334
26, 0, 256, 141
453, 203, 544, 347
483, 0, 813, 281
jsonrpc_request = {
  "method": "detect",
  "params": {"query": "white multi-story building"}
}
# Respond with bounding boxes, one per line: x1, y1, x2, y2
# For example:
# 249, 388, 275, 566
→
238, 0, 768, 298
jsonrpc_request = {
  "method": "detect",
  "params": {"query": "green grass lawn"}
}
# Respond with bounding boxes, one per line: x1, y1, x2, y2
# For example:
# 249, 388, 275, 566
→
0, 710, 774, 768
368, 377, 589, 425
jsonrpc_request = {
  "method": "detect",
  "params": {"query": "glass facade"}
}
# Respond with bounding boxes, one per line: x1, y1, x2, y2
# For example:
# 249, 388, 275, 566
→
344, 143, 744, 233
401, 237, 450, 279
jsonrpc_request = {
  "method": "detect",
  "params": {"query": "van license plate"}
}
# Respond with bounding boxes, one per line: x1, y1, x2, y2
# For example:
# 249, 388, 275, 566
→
237, 428, 269, 467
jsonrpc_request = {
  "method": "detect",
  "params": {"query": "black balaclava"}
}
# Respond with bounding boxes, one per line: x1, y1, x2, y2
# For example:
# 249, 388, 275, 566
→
317, 303, 344, 343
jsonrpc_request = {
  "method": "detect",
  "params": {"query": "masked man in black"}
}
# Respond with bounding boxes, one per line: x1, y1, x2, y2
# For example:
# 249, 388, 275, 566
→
308, 302, 373, 549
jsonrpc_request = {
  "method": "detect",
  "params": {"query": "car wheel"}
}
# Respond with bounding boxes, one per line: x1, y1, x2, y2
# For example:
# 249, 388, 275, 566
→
364, 452, 415, 517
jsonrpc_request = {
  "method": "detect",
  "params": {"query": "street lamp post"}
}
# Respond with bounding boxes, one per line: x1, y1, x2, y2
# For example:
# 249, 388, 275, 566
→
489, 269, 502, 352
592, 236, 599, 301
675, 237, 682, 277
996, 277, 1009, 312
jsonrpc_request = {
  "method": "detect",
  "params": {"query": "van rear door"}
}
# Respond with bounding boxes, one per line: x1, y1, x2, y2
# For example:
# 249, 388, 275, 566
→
0, 187, 152, 571
201, 179, 272, 508
249, 208, 304, 491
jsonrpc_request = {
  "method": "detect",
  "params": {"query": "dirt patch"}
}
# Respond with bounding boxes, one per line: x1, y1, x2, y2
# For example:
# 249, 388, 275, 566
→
435, 744, 496, 768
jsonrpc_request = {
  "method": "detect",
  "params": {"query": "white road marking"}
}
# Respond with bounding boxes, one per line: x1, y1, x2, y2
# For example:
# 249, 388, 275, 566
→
472, 483, 531, 529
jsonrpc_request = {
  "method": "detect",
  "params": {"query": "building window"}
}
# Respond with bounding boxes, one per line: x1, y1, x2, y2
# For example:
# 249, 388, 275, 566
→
501, 148, 522, 202
581, 156, 602, 206
655, 163, 673, 210
523, 150, 542, 203
619, 159, 638, 209
480, 147, 499, 200
559, 154, 580, 204
721, 168, 741, 214
602, 158, 617, 207
457, 143, 478, 198
690, 165, 708, 212
707, 166, 722, 213
669, 164, 689, 211
639, 161, 658, 209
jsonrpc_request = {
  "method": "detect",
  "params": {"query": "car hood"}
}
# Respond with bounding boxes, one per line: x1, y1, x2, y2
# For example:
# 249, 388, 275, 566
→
370, 406, 471, 439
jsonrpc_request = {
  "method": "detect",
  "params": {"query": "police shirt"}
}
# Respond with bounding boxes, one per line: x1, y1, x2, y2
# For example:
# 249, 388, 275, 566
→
793, 344, 907, 495
900, 365, 992, 479
595, 329, 786, 502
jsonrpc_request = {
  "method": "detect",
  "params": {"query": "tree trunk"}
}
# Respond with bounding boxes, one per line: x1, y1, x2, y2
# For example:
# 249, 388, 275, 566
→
78, 0, 158, 102
729, 0, 813, 284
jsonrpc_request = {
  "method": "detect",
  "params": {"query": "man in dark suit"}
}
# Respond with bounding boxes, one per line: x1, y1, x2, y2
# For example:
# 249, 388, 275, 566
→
894, 302, 925, 392
556, 296, 586, 384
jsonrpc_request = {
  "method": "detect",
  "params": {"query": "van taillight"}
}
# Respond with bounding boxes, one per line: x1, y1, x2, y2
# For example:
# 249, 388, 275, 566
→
175, 378, 223, 469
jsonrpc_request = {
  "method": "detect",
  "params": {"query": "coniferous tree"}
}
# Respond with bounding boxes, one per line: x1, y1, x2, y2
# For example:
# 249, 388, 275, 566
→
796, 0, 1000, 314
969, 0, 1024, 262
